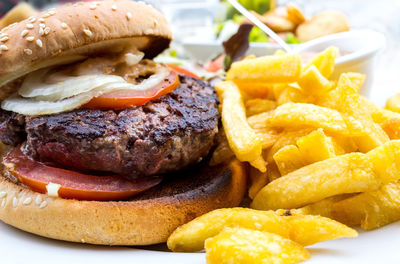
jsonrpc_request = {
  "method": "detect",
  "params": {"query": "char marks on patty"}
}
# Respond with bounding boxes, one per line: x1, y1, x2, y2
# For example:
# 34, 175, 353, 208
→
16, 75, 219, 179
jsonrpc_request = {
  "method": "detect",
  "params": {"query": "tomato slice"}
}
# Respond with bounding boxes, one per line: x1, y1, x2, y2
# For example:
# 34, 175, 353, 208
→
83, 70, 180, 110
204, 54, 224, 73
167, 64, 201, 79
3, 147, 162, 201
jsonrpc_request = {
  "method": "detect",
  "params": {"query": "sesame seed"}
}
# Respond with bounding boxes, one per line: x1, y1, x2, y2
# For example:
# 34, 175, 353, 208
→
61, 22, 68, 29
26, 36, 35, 42
153, 19, 159, 26
0, 36, 8, 42
26, 23, 34, 29
48, 10, 56, 15
112, 4, 117, 11
44, 27, 51, 35
28, 17, 36, 23
39, 201, 47, 209
39, 28, 44, 36
21, 29, 29, 37
36, 39, 43, 47
0, 33, 8, 38
144, 29, 153, 34
0, 191, 6, 198
0, 45, 8, 51
35, 195, 42, 205
23, 197, 32, 205
90, 4, 96, 10
39, 23, 45, 28
1, 199, 6, 208
126, 12, 132, 20
83, 29, 93, 37
24, 48, 32, 55
12, 197, 18, 208
38, 18, 45, 22
43, 13, 51, 18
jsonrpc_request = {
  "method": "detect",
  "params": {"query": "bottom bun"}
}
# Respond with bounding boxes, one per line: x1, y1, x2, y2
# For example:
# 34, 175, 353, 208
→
0, 158, 246, 245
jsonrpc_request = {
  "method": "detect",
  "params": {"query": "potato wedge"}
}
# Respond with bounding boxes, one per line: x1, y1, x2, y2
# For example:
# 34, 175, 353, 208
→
386, 93, 400, 113
227, 54, 302, 84
303, 47, 338, 78
251, 153, 379, 210
245, 99, 277, 116
333, 182, 400, 230
205, 227, 310, 264
167, 208, 290, 252
268, 103, 349, 135
216, 81, 263, 163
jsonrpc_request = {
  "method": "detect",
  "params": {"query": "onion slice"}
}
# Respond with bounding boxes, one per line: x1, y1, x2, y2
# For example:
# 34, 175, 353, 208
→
2, 66, 171, 115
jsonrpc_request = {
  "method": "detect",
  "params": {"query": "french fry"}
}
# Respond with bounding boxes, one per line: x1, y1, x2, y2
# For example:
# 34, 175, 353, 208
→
205, 227, 310, 264
386, 93, 400, 113
345, 72, 366, 92
267, 103, 349, 135
366, 140, 400, 183
216, 81, 263, 164
251, 153, 379, 210
167, 208, 290, 252
267, 128, 315, 163
296, 128, 341, 163
293, 194, 353, 219
381, 118, 400, 139
226, 54, 302, 84
273, 145, 306, 175
247, 111, 274, 129
333, 182, 400, 230
254, 128, 280, 149
319, 73, 389, 152
285, 214, 357, 246
249, 166, 270, 200
360, 96, 400, 124
253, 140, 400, 210
249, 155, 267, 173
245, 99, 277, 116
298, 65, 333, 96
235, 81, 275, 99
304, 47, 338, 78
276, 85, 314, 106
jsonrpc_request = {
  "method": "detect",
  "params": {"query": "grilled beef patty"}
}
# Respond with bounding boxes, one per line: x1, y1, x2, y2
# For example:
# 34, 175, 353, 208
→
0, 75, 220, 179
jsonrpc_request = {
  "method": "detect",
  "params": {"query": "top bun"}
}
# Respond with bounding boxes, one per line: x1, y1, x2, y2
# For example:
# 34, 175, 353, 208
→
0, 0, 172, 86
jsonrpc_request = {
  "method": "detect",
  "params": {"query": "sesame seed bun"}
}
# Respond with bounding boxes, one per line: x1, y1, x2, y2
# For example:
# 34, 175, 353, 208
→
0, 159, 246, 245
0, 0, 172, 87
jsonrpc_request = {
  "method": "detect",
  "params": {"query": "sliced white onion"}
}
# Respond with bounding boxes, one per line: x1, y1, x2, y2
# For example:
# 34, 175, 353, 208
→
2, 66, 171, 115
18, 68, 124, 101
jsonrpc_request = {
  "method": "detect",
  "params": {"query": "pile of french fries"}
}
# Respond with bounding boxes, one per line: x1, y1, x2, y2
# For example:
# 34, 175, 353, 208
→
168, 48, 400, 263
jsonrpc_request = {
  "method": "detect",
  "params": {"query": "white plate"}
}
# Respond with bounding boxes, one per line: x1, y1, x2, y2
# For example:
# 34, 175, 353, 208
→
0, 51, 396, 264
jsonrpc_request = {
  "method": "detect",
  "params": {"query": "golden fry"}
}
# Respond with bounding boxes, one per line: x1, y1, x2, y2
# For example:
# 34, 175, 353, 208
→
167, 208, 290, 252
247, 111, 274, 129
366, 140, 400, 183
286, 2, 306, 25
251, 153, 378, 210
205, 227, 310, 264
210, 136, 235, 166
285, 214, 357, 246
227, 54, 302, 84
319, 73, 389, 152
254, 128, 280, 149
268, 103, 349, 135
386, 93, 400, 113
245, 99, 277, 116
333, 182, 400, 230
303, 47, 338, 78
276, 85, 314, 106
248, 166, 270, 200
298, 65, 333, 96
216, 81, 263, 163
273, 145, 306, 175
381, 118, 400, 139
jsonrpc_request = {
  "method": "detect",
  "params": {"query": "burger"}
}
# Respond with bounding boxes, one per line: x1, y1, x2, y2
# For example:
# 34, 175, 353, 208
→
0, 0, 246, 245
